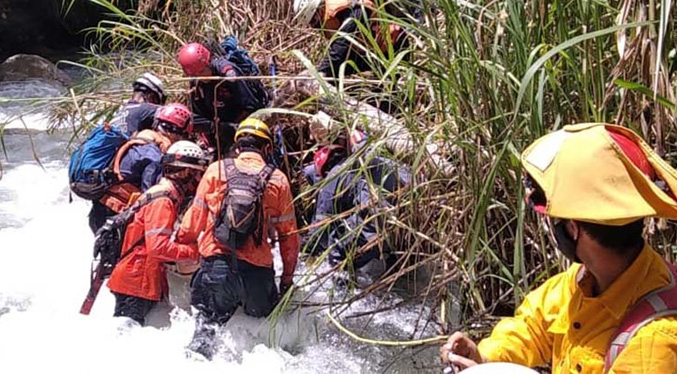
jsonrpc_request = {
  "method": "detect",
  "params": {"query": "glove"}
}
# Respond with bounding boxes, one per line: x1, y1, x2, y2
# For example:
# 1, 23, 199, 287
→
279, 281, 293, 296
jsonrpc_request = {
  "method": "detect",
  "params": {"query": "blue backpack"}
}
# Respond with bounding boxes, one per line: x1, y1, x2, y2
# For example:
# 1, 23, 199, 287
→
69, 124, 129, 200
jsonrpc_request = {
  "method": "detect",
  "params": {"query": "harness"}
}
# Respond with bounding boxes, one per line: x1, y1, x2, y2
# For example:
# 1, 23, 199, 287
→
604, 262, 677, 372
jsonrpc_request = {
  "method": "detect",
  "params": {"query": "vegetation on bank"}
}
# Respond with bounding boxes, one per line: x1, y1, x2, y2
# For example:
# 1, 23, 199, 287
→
2, 0, 675, 346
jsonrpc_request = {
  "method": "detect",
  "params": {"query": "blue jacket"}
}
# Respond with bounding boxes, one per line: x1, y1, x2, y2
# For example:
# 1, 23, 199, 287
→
306, 155, 411, 268
118, 142, 163, 191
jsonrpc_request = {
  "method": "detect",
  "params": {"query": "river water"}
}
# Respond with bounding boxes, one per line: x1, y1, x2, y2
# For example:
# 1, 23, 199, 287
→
0, 80, 442, 373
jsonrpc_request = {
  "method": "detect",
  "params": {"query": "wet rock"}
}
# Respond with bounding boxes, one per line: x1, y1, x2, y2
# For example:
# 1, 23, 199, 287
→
0, 54, 72, 86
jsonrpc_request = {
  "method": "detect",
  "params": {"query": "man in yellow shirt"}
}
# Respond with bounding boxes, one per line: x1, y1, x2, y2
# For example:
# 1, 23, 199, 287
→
441, 123, 677, 373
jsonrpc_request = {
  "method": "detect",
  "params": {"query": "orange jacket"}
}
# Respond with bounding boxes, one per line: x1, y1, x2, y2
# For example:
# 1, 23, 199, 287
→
322, 0, 403, 54
177, 152, 300, 284
107, 178, 199, 301
99, 129, 173, 213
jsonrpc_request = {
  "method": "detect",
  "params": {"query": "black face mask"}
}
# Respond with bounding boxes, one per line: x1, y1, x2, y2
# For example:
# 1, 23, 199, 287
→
553, 220, 582, 263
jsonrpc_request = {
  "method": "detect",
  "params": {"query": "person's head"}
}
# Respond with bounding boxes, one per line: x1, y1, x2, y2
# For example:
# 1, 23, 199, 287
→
544, 218, 645, 264
153, 103, 193, 143
293, 0, 325, 28
132, 73, 167, 105
314, 144, 347, 178
178, 42, 212, 77
161, 140, 209, 196
522, 123, 677, 263
234, 118, 273, 157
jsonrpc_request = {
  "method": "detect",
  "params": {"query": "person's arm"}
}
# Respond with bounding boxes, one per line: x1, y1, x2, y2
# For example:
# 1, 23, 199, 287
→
176, 163, 216, 244
142, 197, 199, 262
475, 273, 569, 367
609, 318, 677, 374
441, 272, 568, 370
269, 173, 300, 287
317, 7, 366, 78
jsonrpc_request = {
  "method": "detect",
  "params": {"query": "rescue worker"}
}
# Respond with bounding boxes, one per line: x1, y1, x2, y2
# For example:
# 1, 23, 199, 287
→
441, 124, 677, 373
177, 118, 300, 359
305, 144, 411, 271
292, 0, 411, 79
88, 103, 194, 233
110, 72, 167, 136
302, 129, 367, 187
177, 40, 269, 152
107, 141, 208, 325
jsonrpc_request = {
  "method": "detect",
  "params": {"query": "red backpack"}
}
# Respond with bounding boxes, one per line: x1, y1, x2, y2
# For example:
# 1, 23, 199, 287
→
604, 262, 677, 372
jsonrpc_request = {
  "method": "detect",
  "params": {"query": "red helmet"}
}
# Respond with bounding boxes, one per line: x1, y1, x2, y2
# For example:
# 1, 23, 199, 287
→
178, 43, 212, 77
314, 145, 346, 177
155, 103, 193, 135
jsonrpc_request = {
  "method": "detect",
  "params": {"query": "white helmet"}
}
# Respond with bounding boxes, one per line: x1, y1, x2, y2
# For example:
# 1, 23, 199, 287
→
133, 72, 167, 104
162, 141, 209, 171
293, 0, 323, 25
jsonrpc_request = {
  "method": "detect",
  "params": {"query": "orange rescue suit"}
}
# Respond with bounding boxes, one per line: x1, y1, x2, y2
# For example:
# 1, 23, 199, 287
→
107, 178, 199, 301
177, 152, 300, 284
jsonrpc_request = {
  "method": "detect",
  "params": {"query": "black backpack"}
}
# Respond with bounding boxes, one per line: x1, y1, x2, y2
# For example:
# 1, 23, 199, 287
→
213, 158, 275, 250
93, 190, 174, 277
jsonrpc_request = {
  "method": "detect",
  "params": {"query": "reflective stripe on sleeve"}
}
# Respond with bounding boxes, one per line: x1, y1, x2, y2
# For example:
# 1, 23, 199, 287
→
270, 213, 295, 224
145, 228, 173, 236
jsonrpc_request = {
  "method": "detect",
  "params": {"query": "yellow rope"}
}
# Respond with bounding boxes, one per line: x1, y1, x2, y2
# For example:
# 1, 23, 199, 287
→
326, 311, 448, 347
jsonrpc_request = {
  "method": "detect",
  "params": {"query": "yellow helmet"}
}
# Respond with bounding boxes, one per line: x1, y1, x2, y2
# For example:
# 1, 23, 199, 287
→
521, 123, 677, 225
235, 118, 273, 144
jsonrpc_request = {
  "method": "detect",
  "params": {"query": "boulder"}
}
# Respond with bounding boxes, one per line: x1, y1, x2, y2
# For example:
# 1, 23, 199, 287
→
0, 54, 72, 86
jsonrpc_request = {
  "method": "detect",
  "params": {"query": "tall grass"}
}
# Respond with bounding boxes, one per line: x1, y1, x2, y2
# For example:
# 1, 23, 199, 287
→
36, 0, 677, 339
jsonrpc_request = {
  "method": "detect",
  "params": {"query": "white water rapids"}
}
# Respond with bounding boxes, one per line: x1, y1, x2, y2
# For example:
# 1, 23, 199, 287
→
0, 80, 441, 373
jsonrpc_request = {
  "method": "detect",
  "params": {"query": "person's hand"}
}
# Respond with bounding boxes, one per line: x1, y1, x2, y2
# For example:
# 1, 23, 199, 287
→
279, 281, 293, 296
440, 332, 483, 370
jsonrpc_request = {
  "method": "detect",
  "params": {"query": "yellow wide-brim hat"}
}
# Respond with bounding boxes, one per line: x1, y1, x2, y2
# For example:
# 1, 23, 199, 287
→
521, 123, 677, 225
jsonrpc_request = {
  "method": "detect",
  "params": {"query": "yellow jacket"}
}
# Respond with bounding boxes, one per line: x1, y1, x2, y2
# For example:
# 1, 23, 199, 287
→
478, 245, 677, 373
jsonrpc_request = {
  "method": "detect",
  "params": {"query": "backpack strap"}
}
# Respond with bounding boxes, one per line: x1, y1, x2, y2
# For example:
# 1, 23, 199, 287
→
604, 262, 677, 372
259, 164, 275, 183
222, 158, 238, 179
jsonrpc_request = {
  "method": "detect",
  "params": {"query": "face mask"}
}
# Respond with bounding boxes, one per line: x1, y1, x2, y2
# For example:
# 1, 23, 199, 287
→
553, 220, 581, 263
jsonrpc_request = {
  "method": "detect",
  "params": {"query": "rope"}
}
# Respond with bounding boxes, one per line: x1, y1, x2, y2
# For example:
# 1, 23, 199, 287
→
325, 310, 448, 346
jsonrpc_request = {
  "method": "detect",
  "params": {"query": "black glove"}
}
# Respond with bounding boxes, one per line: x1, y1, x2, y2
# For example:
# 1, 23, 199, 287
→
279, 281, 293, 296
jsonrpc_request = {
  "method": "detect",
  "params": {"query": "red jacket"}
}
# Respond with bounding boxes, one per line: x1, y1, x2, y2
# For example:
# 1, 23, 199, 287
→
108, 178, 199, 301
177, 152, 300, 284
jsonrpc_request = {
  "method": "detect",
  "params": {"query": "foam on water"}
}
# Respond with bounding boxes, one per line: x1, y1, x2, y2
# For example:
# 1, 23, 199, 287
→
0, 83, 441, 373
